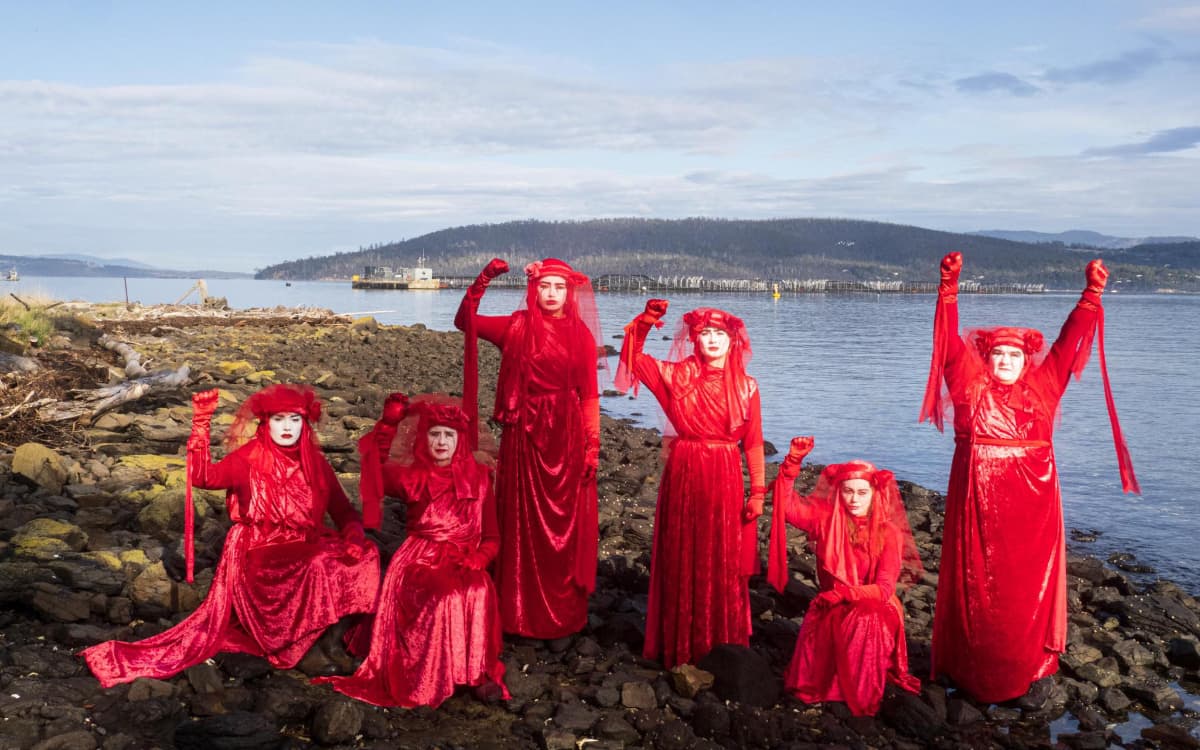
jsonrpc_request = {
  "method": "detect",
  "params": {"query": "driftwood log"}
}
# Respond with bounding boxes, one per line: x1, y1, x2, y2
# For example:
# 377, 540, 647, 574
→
98, 334, 149, 378
37, 365, 191, 423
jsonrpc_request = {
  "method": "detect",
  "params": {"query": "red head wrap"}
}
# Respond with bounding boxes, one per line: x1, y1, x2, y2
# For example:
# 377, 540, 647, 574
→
228, 383, 322, 449
970, 327, 1046, 362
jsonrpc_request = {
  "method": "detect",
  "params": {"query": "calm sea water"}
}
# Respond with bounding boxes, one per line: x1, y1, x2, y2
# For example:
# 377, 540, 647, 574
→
15, 276, 1200, 590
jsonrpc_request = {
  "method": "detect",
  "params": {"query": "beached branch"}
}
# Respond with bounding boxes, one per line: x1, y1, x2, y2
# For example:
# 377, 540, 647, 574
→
37, 365, 191, 423
98, 334, 150, 378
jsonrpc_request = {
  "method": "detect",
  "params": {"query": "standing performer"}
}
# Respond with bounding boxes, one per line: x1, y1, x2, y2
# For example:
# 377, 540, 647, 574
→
316, 394, 509, 707
920, 252, 1139, 703
455, 257, 601, 639
767, 437, 922, 716
82, 384, 380, 688
614, 301, 765, 668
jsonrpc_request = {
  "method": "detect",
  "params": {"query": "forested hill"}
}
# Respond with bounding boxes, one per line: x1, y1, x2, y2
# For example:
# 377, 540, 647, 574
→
256, 218, 1200, 291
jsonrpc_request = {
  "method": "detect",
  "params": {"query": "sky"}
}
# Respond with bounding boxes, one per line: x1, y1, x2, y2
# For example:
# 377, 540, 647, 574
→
2, 1, 1198, 273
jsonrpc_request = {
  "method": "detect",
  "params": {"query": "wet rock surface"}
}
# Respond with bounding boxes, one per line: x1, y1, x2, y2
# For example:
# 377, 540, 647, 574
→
0, 304, 1197, 748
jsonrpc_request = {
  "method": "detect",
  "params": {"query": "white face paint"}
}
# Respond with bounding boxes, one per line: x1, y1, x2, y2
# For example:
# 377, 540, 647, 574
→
839, 478, 874, 518
536, 274, 568, 316
268, 412, 304, 447
426, 425, 459, 466
988, 345, 1026, 385
697, 326, 731, 367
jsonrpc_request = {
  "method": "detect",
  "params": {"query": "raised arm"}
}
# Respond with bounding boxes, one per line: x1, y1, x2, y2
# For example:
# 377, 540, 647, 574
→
454, 258, 512, 346
767, 436, 816, 592
1041, 259, 1105, 394
187, 389, 244, 490
613, 298, 670, 398
919, 252, 964, 429
357, 392, 408, 529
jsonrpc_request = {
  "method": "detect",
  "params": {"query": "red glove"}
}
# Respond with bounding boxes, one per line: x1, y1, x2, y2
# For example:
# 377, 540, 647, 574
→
482, 258, 509, 280
461, 549, 492, 571
639, 298, 669, 327
814, 589, 845, 608
341, 523, 366, 560
189, 389, 220, 449
939, 252, 962, 294
780, 436, 814, 478
1085, 259, 1108, 295
380, 392, 409, 425
743, 490, 765, 522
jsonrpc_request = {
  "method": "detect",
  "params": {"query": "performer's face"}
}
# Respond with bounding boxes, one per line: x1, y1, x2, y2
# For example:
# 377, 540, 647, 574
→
426, 425, 459, 466
839, 478, 874, 517
268, 412, 304, 446
988, 345, 1026, 385
697, 326, 731, 366
536, 275, 568, 316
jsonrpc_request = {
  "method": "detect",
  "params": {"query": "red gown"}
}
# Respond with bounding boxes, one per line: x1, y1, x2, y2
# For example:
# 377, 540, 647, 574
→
777, 490, 920, 716
81, 436, 380, 688
623, 339, 763, 668
456, 299, 599, 638
317, 460, 508, 707
929, 292, 1101, 703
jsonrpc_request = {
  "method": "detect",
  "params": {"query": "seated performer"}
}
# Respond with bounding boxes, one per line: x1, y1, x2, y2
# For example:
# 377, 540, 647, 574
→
767, 437, 922, 716
614, 300, 765, 668
921, 253, 1139, 703
81, 384, 380, 688
315, 393, 509, 707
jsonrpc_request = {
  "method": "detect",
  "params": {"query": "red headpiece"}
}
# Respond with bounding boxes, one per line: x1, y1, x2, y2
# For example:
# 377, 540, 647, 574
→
228, 383, 322, 449
970, 326, 1046, 361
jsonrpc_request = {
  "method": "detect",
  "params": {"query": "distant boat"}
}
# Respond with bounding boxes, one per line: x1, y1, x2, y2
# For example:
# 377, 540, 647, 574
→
352, 254, 443, 290
5, 269, 18, 281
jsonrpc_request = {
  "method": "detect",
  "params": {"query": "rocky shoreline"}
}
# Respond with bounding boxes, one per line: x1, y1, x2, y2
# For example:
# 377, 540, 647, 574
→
1, 304, 1198, 749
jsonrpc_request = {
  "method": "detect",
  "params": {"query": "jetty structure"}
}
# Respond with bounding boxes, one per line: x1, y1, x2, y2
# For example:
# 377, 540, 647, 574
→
352, 254, 444, 290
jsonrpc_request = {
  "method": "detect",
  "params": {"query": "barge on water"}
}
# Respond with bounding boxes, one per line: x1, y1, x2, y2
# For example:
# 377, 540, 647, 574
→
352, 257, 445, 290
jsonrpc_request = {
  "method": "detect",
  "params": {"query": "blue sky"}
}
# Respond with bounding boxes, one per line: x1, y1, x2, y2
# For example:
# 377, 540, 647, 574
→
2, 1, 1198, 272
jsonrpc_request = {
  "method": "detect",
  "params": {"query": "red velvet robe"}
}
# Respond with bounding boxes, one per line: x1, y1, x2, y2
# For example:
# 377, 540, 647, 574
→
316, 461, 508, 707
931, 292, 1100, 703
624, 347, 763, 668
81, 437, 380, 688
456, 300, 599, 638
779, 492, 920, 716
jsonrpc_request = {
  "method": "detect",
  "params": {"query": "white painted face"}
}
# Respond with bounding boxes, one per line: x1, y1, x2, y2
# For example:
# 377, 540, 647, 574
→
988, 345, 1026, 385
426, 425, 459, 467
268, 412, 304, 447
536, 275, 568, 316
697, 326, 731, 366
839, 478, 874, 518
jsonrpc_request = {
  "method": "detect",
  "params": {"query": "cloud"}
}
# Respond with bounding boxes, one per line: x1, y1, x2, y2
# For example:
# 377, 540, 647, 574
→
1135, 5, 1200, 32
1083, 125, 1200, 156
1043, 47, 1164, 84
953, 72, 1040, 97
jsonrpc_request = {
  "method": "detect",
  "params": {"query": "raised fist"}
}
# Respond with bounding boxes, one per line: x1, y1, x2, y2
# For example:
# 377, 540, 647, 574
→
482, 258, 510, 280
191, 389, 220, 419
787, 436, 815, 462
380, 393, 409, 425
1086, 259, 1109, 293
644, 299, 669, 319
940, 252, 963, 284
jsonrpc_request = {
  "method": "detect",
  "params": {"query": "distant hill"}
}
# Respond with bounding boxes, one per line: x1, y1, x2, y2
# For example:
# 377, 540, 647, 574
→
0, 254, 251, 279
970, 229, 1198, 250
255, 217, 1200, 291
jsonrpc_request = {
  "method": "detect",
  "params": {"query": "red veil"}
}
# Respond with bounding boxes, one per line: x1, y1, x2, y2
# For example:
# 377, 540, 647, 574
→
768, 460, 922, 593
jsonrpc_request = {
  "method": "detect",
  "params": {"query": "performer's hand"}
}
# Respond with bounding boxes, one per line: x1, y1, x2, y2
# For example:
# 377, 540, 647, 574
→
380, 392, 409, 425
461, 550, 491, 571
779, 436, 813, 478
1085, 259, 1109, 294
482, 258, 510, 280
814, 589, 844, 608
743, 492, 765, 522
192, 389, 220, 422
341, 523, 366, 560
940, 252, 962, 292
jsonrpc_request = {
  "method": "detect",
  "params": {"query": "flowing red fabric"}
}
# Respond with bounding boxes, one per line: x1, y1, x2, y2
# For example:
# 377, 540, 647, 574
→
316, 400, 508, 707
454, 260, 600, 638
82, 412, 380, 688
617, 307, 764, 668
768, 460, 921, 715
927, 289, 1123, 702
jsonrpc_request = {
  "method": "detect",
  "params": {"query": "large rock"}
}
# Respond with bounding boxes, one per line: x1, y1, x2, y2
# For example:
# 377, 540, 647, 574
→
12, 442, 69, 493
129, 561, 174, 614
696, 644, 781, 708
310, 700, 363, 746
11, 518, 89, 560
174, 711, 281, 750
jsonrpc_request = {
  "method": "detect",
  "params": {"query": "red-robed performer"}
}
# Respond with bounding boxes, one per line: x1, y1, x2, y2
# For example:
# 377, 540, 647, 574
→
315, 394, 509, 707
614, 300, 766, 668
455, 257, 602, 638
767, 437, 922, 716
81, 384, 381, 688
920, 252, 1139, 703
